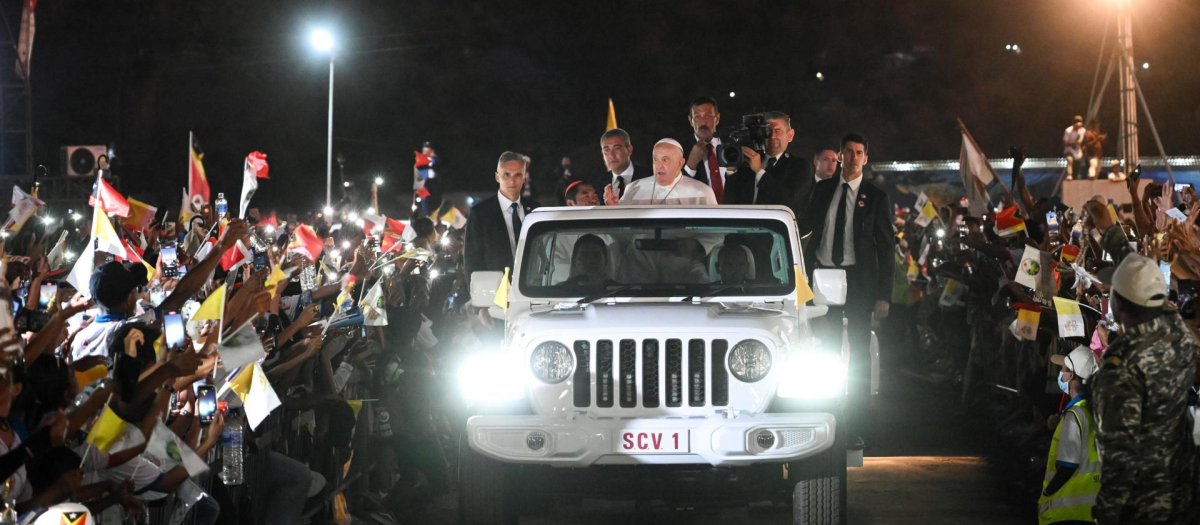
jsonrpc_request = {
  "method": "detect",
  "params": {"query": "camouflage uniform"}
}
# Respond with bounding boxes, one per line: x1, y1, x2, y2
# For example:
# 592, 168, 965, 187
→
1091, 311, 1198, 524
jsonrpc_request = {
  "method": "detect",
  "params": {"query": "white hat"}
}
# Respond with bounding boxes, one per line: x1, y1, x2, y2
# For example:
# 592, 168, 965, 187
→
1050, 345, 1101, 382
654, 138, 685, 155
1103, 254, 1167, 307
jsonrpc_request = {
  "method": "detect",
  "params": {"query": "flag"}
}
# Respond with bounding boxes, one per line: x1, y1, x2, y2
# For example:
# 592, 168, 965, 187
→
906, 253, 920, 282
1106, 203, 1119, 224
287, 224, 325, 262
46, 231, 67, 270
122, 198, 157, 232
1053, 297, 1085, 338
440, 207, 467, 230
192, 284, 226, 321
144, 420, 209, 477
218, 322, 266, 370
362, 279, 387, 326
361, 211, 385, 235
189, 133, 210, 210
1015, 246, 1043, 290
413, 151, 431, 194
85, 405, 129, 453
959, 128, 998, 216
1012, 307, 1041, 341
415, 186, 431, 200
14, 0, 36, 82
494, 267, 510, 310
225, 365, 253, 401
219, 240, 252, 271
794, 264, 814, 305
4, 186, 42, 232
265, 262, 297, 292
380, 218, 415, 253
414, 151, 433, 169
606, 98, 618, 131
65, 243, 96, 294
399, 247, 433, 262
88, 177, 130, 217
244, 363, 281, 430
92, 211, 127, 259
939, 278, 968, 307
346, 400, 364, 420
240, 151, 268, 219
993, 205, 1026, 238
912, 192, 937, 227
1061, 244, 1080, 263
179, 188, 196, 225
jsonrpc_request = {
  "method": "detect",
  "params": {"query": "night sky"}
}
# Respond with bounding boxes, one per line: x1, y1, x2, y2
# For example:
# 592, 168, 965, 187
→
14, 0, 1200, 216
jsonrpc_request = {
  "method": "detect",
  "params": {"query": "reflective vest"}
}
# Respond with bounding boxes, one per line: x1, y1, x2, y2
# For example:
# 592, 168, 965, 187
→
1038, 399, 1102, 524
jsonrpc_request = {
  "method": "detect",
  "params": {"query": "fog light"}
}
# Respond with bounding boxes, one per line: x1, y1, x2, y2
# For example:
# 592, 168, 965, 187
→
756, 430, 775, 449
526, 432, 546, 451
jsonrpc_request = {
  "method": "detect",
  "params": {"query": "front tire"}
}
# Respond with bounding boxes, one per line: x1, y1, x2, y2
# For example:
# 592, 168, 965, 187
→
458, 435, 518, 525
790, 444, 847, 525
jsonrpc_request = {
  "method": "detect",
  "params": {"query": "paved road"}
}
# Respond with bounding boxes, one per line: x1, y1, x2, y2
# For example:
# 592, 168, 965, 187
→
409, 370, 1031, 524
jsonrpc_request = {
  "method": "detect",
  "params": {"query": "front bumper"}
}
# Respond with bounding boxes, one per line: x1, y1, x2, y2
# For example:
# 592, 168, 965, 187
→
466, 412, 835, 467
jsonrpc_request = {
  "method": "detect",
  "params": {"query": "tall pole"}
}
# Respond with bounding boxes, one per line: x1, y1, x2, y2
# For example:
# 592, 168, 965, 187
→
1116, 0, 1138, 170
325, 56, 335, 209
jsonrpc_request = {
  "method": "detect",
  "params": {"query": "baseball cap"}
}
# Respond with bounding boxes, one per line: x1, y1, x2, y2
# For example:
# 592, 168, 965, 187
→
1100, 254, 1167, 307
1050, 345, 1100, 382
89, 261, 150, 310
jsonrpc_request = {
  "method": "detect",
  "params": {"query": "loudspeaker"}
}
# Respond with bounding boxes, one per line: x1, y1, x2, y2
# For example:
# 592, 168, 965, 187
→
60, 145, 108, 177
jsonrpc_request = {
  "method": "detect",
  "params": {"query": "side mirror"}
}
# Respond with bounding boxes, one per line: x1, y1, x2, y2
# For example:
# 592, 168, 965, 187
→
812, 269, 847, 306
470, 271, 505, 309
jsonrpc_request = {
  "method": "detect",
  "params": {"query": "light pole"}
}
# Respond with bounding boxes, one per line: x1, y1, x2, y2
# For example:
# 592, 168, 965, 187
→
310, 28, 336, 209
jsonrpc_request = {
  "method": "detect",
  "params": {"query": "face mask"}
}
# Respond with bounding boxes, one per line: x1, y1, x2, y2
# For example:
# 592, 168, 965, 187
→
1057, 371, 1071, 395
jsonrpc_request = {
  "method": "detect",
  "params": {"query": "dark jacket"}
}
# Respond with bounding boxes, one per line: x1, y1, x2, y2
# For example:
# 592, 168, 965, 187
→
596, 163, 651, 200
796, 176, 896, 303
724, 152, 810, 215
464, 194, 540, 277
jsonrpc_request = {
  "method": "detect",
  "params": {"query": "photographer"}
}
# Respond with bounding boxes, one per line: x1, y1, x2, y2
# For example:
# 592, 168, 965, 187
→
724, 111, 808, 212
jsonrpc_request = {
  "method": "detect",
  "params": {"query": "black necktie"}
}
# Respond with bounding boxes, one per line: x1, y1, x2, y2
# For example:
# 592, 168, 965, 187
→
832, 183, 849, 266
510, 202, 523, 249
766, 157, 778, 171
614, 174, 625, 196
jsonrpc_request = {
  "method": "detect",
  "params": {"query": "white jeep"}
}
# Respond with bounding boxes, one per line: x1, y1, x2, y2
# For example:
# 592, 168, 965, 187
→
459, 205, 877, 525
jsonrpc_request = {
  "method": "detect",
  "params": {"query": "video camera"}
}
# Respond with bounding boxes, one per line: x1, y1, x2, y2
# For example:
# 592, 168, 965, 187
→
716, 113, 771, 167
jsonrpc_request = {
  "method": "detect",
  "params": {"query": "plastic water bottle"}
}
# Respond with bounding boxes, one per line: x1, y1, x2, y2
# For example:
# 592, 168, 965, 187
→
215, 193, 228, 222
220, 408, 244, 485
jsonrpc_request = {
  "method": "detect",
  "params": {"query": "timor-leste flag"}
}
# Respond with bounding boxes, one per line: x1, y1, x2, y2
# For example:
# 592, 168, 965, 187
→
381, 217, 415, 253
89, 177, 130, 217
122, 197, 157, 231
189, 133, 210, 209
287, 224, 325, 262
1060, 244, 1080, 263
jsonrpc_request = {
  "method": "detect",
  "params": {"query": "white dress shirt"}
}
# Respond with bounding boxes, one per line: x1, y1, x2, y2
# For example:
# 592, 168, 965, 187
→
612, 162, 635, 190
497, 191, 526, 254
620, 173, 717, 205
817, 175, 864, 267
683, 136, 728, 188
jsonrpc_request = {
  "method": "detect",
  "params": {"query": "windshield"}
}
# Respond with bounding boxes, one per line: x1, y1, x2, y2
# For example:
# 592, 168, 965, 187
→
519, 218, 796, 298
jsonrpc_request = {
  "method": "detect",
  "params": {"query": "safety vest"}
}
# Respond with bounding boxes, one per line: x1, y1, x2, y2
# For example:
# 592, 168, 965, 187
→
1038, 399, 1102, 524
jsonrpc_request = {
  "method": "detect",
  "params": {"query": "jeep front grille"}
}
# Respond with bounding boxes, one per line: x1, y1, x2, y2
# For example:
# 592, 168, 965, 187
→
573, 338, 730, 409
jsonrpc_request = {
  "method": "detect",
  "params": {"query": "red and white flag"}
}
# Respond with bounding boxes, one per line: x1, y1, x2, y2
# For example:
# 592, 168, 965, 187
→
189, 132, 210, 210
361, 211, 386, 235
381, 218, 416, 253
287, 224, 325, 262
88, 177, 131, 217
220, 240, 253, 271
240, 151, 269, 219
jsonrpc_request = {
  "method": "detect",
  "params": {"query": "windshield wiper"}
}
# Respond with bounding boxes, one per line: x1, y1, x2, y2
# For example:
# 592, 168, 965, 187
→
576, 284, 644, 305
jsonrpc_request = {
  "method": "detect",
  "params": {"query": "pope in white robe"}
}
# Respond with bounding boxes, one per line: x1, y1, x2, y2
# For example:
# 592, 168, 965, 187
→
605, 138, 717, 206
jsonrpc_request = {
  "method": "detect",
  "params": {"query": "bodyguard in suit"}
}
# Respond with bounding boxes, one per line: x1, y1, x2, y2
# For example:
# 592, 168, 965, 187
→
598, 128, 650, 201
724, 111, 810, 214
795, 146, 840, 213
681, 96, 729, 203
796, 133, 894, 451
465, 151, 541, 278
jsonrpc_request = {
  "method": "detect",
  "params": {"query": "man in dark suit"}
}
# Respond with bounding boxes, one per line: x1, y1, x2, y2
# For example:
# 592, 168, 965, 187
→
681, 96, 729, 203
793, 146, 839, 217
598, 128, 649, 201
465, 151, 540, 278
796, 133, 894, 451
724, 111, 810, 215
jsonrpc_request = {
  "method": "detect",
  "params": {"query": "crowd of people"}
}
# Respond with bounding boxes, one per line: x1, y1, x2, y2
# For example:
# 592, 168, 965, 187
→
0, 91, 1192, 525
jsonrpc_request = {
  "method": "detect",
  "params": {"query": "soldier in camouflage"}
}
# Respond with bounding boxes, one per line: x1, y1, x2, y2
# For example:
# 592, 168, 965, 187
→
1092, 253, 1198, 524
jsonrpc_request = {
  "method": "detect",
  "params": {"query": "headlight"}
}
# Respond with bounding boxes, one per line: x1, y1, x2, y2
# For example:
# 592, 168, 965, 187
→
530, 341, 574, 384
728, 339, 772, 383
457, 352, 525, 404
777, 350, 846, 399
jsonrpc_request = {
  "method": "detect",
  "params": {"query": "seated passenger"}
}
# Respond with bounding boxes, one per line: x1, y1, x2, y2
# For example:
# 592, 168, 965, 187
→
563, 234, 611, 286
716, 244, 753, 285
663, 238, 709, 284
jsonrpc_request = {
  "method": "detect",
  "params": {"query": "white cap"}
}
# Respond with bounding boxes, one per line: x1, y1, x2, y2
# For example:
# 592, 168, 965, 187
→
1104, 254, 1167, 307
1050, 345, 1100, 382
654, 138, 685, 156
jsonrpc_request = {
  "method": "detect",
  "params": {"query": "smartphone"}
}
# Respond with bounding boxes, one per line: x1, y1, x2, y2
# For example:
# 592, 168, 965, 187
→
195, 384, 217, 425
164, 311, 185, 350
253, 250, 269, 272
1045, 211, 1059, 232
177, 264, 188, 276
1176, 183, 1191, 193
1161, 260, 1173, 290
162, 243, 179, 278
38, 283, 56, 311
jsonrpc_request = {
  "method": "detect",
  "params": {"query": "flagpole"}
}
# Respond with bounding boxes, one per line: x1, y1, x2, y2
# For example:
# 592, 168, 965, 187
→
217, 287, 225, 344
188, 131, 193, 208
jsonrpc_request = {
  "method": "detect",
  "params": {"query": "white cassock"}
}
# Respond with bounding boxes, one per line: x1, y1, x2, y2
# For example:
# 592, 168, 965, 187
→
620, 173, 717, 205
